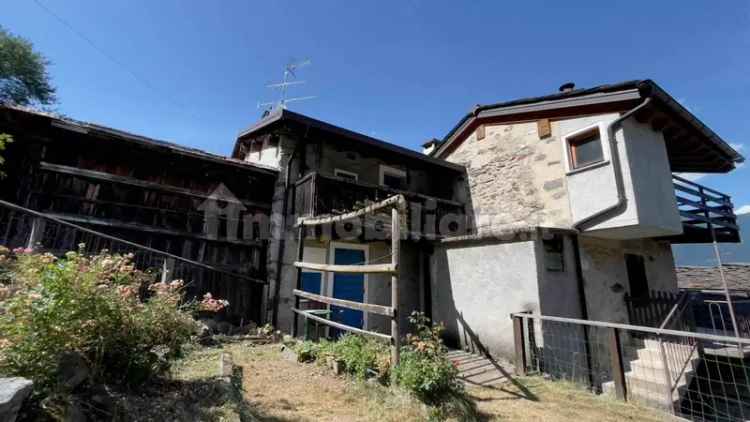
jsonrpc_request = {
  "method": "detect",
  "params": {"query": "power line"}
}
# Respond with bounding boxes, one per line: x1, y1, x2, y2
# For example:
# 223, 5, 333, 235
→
32, 0, 200, 120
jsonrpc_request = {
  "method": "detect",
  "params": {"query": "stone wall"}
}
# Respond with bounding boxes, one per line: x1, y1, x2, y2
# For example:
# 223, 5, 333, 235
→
443, 121, 571, 233
579, 236, 678, 324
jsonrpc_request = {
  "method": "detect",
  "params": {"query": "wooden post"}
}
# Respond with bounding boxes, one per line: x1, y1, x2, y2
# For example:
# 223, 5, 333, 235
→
160, 257, 175, 283
608, 327, 627, 401
512, 316, 527, 376
26, 217, 46, 249
391, 207, 400, 366
291, 226, 305, 337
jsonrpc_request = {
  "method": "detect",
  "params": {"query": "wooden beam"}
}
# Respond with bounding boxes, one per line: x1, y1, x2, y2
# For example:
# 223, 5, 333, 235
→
296, 194, 406, 227
39, 161, 272, 210
293, 289, 394, 317
390, 207, 401, 365
291, 308, 392, 341
294, 261, 396, 274
44, 212, 264, 247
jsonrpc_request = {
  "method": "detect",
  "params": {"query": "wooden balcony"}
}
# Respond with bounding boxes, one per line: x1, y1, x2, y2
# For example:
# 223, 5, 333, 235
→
293, 172, 467, 238
668, 175, 740, 244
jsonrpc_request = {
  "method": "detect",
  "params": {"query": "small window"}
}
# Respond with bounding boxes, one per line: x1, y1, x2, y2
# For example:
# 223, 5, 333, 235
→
334, 169, 358, 182
379, 165, 407, 190
543, 236, 565, 272
567, 127, 604, 169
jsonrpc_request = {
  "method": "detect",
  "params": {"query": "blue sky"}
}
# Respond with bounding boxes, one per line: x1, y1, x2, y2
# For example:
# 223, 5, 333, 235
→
3, 1, 750, 210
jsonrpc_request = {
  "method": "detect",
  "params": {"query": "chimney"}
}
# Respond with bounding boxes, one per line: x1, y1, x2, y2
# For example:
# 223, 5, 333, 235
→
559, 82, 576, 93
422, 138, 440, 155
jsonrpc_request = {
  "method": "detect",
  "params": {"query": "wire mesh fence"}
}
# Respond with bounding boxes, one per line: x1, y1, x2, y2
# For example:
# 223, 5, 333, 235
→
0, 199, 266, 323
512, 312, 750, 422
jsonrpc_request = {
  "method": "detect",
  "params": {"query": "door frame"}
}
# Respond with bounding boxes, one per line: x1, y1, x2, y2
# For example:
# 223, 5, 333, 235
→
328, 241, 369, 329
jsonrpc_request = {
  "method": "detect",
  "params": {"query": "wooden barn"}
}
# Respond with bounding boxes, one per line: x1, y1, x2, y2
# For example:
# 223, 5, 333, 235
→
0, 105, 278, 324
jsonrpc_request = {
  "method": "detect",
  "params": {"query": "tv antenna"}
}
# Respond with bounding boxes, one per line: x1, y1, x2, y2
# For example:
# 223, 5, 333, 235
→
258, 58, 316, 112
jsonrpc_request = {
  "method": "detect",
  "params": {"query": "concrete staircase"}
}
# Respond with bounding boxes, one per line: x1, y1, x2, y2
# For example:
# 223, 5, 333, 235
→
603, 338, 701, 411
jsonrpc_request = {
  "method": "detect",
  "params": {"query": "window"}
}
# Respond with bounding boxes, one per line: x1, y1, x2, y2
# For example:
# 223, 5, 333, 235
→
566, 126, 604, 170
334, 169, 358, 182
543, 236, 565, 272
625, 254, 649, 298
379, 165, 407, 190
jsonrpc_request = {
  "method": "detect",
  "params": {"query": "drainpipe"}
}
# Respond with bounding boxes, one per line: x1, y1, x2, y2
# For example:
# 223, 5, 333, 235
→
571, 234, 595, 390
573, 97, 653, 231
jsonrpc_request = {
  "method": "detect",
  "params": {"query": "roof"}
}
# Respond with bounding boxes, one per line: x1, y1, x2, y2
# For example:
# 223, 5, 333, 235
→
1, 105, 278, 175
432, 80, 745, 171
677, 264, 750, 291
235, 108, 465, 172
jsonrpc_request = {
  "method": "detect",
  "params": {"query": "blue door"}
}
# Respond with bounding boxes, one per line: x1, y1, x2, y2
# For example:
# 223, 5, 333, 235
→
301, 272, 322, 294
331, 248, 365, 332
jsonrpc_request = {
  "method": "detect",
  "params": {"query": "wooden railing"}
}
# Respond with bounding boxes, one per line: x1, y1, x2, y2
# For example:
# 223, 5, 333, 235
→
672, 174, 740, 243
293, 172, 467, 237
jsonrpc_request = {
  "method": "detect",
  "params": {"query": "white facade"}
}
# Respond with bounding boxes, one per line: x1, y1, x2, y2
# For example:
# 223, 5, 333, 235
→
562, 114, 683, 238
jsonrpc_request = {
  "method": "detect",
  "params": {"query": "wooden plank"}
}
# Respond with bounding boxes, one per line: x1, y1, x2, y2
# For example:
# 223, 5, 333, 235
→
296, 194, 406, 227
39, 161, 272, 210
537, 119, 551, 139
0, 199, 267, 285
43, 212, 265, 247
608, 327, 627, 401
294, 261, 396, 274
293, 289, 394, 317
476, 124, 486, 140
291, 308, 392, 341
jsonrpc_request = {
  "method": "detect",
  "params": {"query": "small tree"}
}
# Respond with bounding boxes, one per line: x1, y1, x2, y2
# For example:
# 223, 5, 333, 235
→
0, 25, 56, 177
0, 25, 56, 107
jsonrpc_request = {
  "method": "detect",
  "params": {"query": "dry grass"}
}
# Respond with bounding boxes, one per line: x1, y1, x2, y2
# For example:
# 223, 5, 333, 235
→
225, 342, 430, 421
148, 341, 669, 422
467, 376, 669, 421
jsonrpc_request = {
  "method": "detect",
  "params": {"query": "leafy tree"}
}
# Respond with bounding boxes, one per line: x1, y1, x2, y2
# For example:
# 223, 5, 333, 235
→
0, 25, 56, 177
0, 25, 56, 107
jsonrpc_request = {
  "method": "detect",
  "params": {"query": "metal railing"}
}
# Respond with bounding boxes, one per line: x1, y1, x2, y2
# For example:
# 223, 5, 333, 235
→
625, 289, 682, 328
0, 199, 267, 323
512, 312, 750, 422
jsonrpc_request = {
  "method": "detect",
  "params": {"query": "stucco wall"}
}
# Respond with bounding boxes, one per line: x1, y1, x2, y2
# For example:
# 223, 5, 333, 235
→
579, 236, 678, 324
430, 239, 541, 359
443, 122, 572, 232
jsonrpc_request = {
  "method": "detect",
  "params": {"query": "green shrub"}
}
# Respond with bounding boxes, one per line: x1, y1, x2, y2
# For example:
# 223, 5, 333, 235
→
333, 334, 389, 379
0, 246, 199, 393
391, 349, 460, 404
293, 340, 321, 363
392, 312, 463, 405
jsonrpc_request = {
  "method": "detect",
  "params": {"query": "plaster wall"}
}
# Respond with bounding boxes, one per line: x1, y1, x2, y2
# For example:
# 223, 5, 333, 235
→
430, 239, 540, 359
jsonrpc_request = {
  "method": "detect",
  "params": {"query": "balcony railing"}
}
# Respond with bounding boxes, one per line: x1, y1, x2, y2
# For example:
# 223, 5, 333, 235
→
293, 172, 467, 238
671, 174, 740, 243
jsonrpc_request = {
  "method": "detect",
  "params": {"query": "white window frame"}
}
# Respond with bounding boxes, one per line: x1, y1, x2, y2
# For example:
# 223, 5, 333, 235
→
327, 242, 370, 329
561, 122, 611, 174
334, 168, 359, 182
378, 165, 407, 188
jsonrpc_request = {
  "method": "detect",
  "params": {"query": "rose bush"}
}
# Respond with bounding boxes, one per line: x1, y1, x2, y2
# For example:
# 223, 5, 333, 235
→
0, 246, 201, 393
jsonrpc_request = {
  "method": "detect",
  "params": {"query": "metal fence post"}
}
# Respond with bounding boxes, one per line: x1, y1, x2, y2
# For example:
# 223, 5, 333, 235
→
608, 327, 627, 401
513, 315, 527, 376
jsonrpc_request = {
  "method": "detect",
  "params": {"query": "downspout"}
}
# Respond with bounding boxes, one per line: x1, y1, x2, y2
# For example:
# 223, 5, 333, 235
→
573, 97, 653, 231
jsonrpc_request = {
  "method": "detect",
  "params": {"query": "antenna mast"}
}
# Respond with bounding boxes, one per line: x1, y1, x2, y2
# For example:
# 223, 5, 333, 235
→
259, 58, 316, 112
